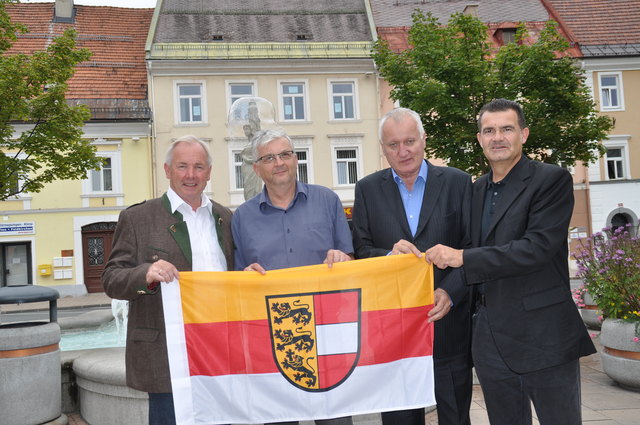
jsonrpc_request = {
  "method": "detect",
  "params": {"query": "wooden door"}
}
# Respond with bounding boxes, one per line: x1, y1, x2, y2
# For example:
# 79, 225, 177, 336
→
81, 222, 117, 293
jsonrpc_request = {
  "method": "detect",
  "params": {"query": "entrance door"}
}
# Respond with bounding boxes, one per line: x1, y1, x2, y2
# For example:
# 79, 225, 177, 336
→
1, 242, 32, 287
81, 222, 117, 293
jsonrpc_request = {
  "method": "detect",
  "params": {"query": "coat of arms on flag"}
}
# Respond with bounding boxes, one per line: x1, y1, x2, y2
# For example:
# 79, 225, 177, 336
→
162, 254, 435, 425
267, 289, 361, 391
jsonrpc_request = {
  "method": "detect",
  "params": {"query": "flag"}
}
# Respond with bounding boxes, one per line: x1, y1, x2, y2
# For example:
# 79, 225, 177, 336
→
162, 254, 435, 425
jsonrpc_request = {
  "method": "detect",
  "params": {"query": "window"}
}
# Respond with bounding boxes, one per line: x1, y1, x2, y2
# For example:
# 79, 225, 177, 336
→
599, 72, 624, 111
335, 148, 359, 185
500, 28, 517, 44
233, 150, 244, 190
177, 83, 204, 123
82, 145, 123, 206
329, 81, 357, 120
280, 82, 307, 121
295, 149, 309, 183
605, 147, 625, 179
227, 82, 256, 120
91, 157, 113, 192
3, 153, 28, 198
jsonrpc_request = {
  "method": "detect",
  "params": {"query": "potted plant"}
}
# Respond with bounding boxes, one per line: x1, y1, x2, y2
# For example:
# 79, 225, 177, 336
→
573, 224, 640, 391
571, 283, 602, 329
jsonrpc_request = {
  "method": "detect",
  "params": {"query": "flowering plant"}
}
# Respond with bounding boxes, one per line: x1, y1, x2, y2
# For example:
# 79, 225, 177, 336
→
573, 225, 640, 339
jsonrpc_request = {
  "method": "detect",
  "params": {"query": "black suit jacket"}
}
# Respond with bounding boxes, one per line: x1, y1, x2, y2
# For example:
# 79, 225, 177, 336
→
352, 160, 473, 359
464, 156, 596, 373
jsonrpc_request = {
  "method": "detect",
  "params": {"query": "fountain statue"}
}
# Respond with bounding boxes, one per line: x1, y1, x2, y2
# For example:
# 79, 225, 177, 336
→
227, 97, 280, 201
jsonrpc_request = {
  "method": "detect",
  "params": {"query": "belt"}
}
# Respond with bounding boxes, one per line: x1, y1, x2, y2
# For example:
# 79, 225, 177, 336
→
477, 294, 487, 306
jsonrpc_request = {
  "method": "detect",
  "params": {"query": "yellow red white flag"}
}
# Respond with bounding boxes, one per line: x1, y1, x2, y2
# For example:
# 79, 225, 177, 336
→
162, 254, 435, 425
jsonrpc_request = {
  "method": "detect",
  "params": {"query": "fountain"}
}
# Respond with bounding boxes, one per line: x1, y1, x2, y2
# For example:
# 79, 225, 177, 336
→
110, 298, 128, 341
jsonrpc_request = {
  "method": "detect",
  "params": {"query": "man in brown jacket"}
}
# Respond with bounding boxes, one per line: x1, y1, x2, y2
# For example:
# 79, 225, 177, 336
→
103, 135, 234, 425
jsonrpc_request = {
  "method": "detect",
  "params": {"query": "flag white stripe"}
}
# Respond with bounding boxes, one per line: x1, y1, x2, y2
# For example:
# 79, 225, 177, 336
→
316, 322, 359, 355
163, 280, 196, 425
181, 356, 434, 425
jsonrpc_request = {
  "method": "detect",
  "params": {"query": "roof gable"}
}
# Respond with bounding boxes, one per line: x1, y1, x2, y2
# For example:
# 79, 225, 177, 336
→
546, 0, 640, 56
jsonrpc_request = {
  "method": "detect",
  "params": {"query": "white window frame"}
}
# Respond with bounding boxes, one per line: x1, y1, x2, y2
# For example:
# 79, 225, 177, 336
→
227, 139, 252, 206
599, 72, 624, 112
81, 139, 123, 206
603, 137, 630, 180
225, 80, 257, 119
231, 149, 245, 191
174, 80, 207, 125
327, 79, 359, 121
2, 152, 30, 202
329, 136, 363, 199
278, 79, 309, 122
291, 136, 314, 184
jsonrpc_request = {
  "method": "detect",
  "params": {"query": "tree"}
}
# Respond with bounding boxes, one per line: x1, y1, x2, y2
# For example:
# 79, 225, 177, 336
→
373, 11, 614, 177
0, 0, 101, 201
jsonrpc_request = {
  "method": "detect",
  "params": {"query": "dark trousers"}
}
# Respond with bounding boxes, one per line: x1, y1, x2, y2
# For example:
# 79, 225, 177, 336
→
472, 305, 583, 425
148, 392, 176, 425
381, 354, 472, 425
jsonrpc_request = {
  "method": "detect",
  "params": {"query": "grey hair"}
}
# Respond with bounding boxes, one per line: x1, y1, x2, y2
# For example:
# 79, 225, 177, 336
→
378, 108, 426, 143
250, 129, 294, 162
165, 135, 212, 166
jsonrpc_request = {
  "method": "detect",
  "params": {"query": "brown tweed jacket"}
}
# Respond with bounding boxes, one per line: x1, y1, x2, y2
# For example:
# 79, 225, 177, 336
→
102, 193, 233, 393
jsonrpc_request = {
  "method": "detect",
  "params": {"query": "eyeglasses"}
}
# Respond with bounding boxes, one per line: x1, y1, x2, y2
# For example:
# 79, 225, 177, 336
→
255, 150, 296, 164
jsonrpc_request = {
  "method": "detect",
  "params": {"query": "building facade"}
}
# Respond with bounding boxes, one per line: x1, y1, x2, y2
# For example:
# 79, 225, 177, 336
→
146, 0, 380, 209
1, 2, 153, 295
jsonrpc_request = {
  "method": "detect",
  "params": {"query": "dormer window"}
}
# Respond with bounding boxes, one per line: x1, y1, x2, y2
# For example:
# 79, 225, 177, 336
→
296, 34, 312, 41
498, 28, 517, 45
211, 34, 224, 41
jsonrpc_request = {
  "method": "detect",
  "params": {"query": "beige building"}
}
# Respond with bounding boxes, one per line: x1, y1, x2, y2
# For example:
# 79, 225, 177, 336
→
547, 0, 640, 238
146, 0, 380, 210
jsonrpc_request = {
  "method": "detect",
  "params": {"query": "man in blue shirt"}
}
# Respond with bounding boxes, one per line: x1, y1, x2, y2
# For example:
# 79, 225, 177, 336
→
232, 129, 354, 425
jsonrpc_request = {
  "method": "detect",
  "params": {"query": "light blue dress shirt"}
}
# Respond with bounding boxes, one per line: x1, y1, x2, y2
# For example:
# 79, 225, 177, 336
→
392, 160, 428, 237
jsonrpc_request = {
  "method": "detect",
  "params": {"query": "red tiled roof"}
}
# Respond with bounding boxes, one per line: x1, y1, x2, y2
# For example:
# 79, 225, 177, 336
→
378, 21, 580, 58
5, 3, 153, 100
544, 0, 640, 45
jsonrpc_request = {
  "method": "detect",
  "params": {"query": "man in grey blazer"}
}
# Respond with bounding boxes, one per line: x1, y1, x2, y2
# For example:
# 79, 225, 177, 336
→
103, 135, 234, 425
352, 108, 473, 425
426, 99, 596, 425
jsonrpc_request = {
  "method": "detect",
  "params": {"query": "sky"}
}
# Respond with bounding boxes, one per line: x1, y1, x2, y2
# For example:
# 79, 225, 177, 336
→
21, 0, 157, 8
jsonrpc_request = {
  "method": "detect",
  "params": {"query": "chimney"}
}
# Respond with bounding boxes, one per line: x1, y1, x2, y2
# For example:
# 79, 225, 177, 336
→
54, 0, 75, 23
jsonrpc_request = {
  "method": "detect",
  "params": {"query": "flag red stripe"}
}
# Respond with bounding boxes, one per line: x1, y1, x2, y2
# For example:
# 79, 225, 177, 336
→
317, 353, 358, 389
314, 291, 359, 324
185, 305, 433, 377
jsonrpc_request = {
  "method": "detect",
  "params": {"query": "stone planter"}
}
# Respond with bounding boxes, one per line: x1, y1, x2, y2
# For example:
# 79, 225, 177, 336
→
600, 318, 640, 392
579, 291, 602, 330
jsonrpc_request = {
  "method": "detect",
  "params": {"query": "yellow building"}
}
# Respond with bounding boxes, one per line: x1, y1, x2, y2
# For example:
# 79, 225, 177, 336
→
0, 2, 154, 295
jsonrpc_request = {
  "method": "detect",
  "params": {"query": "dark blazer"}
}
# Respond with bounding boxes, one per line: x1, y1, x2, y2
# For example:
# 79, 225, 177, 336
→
463, 156, 596, 373
102, 193, 233, 393
352, 160, 473, 359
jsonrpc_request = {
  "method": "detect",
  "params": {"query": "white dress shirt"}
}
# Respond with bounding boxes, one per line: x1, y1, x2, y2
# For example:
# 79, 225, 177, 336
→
166, 188, 227, 272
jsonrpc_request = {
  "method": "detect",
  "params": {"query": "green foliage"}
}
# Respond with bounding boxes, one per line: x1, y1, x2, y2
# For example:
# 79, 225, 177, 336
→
373, 11, 614, 176
0, 0, 101, 201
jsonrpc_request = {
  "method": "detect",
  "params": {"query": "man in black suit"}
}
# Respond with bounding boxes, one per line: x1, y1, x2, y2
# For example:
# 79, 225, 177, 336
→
426, 99, 596, 425
352, 108, 473, 425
